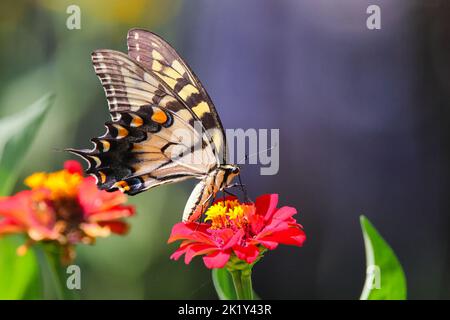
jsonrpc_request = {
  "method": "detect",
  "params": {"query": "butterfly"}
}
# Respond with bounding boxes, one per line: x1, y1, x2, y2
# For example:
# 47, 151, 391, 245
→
68, 28, 241, 222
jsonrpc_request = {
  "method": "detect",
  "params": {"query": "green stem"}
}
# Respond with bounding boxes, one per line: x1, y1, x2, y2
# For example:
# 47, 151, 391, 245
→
44, 247, 66, 300
229, 271, 244, 299
240, 268, 253, 300
229, 268, 253, 300
35, 244, 75, 300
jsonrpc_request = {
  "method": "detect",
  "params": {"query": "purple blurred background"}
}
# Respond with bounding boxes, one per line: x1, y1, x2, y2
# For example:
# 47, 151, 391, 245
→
183, 0, 450, 299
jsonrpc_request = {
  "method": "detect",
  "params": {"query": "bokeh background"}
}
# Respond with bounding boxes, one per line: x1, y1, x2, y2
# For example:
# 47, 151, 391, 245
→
0, 0, 449, 299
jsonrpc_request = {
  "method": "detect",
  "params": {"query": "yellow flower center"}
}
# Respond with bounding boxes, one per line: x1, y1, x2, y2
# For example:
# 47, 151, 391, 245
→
204, 199, 249, 229
24, 169, 83, 199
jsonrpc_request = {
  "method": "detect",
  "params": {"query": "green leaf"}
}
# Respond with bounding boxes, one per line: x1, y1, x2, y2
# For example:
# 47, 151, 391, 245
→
0, 93, 54, 196
212, 268, 237, 300
0, 235, 42, 299
360, 215, 407, 300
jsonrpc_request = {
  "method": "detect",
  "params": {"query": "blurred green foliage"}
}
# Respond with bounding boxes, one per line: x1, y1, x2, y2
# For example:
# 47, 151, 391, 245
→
0, 94, 53, 300
0, 93, 53, 196
0, 235, 42, 300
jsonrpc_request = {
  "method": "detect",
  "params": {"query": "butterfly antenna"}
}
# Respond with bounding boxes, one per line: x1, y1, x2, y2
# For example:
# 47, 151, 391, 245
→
237, 143, 278, 164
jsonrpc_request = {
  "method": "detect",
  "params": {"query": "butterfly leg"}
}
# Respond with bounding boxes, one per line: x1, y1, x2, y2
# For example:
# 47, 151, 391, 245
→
226, 176, 252, 203
223, 189, 237, 198
237, 175, 253, 203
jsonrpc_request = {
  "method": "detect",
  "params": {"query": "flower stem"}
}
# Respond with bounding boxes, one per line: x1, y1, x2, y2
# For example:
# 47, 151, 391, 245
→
229, 268, 253, 300
229, 271, 244, 299
35, 244, 76, 300
44, 248, 66, 300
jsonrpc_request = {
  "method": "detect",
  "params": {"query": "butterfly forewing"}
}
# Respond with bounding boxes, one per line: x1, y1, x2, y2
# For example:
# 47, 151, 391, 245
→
127, 28, 227, 163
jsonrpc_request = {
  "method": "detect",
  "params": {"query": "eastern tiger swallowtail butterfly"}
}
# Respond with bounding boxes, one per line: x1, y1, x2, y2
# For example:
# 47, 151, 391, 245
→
68, 28, 240, 222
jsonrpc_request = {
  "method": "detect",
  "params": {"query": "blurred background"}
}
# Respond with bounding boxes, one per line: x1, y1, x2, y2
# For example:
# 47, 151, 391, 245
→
0, 0, 449, 299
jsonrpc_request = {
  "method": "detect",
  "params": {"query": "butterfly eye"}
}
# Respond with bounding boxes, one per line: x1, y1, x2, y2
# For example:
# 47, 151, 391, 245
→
232, 167, 240, 174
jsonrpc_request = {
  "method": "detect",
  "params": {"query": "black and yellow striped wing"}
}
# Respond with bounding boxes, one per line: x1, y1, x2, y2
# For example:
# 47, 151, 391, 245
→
68, 46, 219, 194
127, 28, 227, 163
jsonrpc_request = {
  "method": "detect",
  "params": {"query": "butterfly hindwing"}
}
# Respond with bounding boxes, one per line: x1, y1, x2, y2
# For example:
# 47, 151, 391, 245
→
182, 169, 225, 222
70, 104, 216, 194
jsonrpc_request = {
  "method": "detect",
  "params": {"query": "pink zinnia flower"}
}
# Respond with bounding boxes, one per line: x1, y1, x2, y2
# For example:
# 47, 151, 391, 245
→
168, 194, 306, 269
0, 160, 135, 262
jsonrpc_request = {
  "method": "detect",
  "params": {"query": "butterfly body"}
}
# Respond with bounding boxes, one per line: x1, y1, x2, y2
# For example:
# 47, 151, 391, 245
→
69, 29, 240, 222
183, 164, 240, 221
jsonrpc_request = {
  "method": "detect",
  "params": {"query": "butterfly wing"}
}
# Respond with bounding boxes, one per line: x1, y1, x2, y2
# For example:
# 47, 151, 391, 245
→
69, 50, 218, 194
182, 168, 226, 222
127, 28, 227, 164
182, 179, 211, 222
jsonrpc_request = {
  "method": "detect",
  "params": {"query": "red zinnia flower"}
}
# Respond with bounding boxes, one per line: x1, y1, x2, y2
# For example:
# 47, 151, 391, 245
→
168, 194, 306, 269
0, 160, 135, 261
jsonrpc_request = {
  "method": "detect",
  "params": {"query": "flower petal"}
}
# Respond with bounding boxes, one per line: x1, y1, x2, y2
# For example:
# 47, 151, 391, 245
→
77, 177, 129, 216
222, 228, 245, 250
185, 244, 217, 264
271, 206, 298, 222
88, 205, 135, 221
202, 250, 231, 269
233, 244, 261, 264
0, 190, 58, 239
254, 239, 279, 250
258, 226, 306, 247
255, 194, 279, 221
170, 245, 191, 261
64, 160, 83, 175
260, 206, 298, 234
168, 222, 213, 244
0, 190, 34, 222
80, 223, 111, 238
0, 217, 25, 234
98, 220, 129, 234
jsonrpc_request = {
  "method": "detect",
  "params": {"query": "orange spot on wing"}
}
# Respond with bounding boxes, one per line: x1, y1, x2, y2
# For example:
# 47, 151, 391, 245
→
151, 110, 168, 124
131, 114, 144, 127
113, 125, 128, 139
114, 180, 130, 192
99, 171, 107, 183
101, 140, 110, 152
